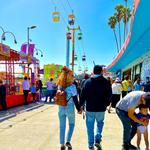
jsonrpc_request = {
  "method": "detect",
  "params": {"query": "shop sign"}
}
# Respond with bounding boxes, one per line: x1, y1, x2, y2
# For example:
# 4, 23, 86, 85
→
44, 64, 63, 80
0, 43, 10, 57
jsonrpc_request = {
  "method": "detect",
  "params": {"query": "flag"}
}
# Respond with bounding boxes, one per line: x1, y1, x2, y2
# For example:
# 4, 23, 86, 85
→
21, 44, 27, 53
28, 44, 35, 56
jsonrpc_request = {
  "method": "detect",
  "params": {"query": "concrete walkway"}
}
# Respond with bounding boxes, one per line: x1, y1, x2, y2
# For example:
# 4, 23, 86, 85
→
0, 102, 149, 150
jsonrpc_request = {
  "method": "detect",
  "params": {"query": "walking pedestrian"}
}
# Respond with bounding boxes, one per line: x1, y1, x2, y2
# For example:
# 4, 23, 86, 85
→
56, 66, 81, 150
0, 79, 7, 110
36, 79, 43, 99
79, 73, 90, 100
45, 78, 54, 102
144, 77, 150, 92
30, 83, 36, 102
80, 65, 112, 150
22, 76, 30, 105
134, 76, 142, 91
116, 91, 150, 150
80, 73, 90, 89
108, 77, 122, 113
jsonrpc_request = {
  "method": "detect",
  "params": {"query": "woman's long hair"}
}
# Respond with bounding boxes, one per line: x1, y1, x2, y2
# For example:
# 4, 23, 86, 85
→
56, 66, 74, 89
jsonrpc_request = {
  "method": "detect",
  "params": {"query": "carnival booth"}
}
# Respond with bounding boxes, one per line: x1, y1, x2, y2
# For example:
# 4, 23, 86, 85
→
0, 43, 40, 110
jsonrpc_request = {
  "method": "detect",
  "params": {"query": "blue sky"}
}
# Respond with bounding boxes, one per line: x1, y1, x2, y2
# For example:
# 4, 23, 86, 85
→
0, 0, 132, 73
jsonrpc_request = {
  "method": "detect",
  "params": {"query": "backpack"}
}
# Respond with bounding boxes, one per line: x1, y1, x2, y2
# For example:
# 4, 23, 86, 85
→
54, 90, 67, 106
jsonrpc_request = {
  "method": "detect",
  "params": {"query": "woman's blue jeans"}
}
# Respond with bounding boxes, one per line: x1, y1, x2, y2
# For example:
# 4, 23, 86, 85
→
86, 111, 105, 149
58, 107, 75, 145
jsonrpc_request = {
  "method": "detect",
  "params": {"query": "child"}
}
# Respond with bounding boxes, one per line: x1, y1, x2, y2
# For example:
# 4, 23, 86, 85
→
30, 83, 36, 102
136, 104, 150, 150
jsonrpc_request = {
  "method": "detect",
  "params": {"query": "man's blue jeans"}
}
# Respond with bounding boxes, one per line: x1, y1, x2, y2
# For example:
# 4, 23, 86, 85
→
116, 108, 137, 148
58, 106, 75, 145
86, 111, 105, 149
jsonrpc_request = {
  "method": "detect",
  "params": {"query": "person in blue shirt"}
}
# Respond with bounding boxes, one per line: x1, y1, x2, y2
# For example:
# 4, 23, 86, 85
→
30, 83, 36, 102
135, 104, 150, 150
134, 76, 142, 91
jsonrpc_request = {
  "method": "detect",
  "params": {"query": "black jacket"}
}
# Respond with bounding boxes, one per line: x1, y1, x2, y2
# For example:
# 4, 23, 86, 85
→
80, 75, 112, 112
144, 81, 150, 92
0, 85, 6, 96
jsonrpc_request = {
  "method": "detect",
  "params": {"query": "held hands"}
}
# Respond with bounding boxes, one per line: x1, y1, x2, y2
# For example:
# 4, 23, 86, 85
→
77, 107, 84, 114
78, 110, 83, 114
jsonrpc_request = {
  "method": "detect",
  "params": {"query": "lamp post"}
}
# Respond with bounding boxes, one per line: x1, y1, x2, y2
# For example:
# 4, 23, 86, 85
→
34, 48, 43, 82
1, 31, 17, 94
0, 26, 5, 40
1, 31, 17, 44
35, 48, 43, 57
27, 25, 37, 77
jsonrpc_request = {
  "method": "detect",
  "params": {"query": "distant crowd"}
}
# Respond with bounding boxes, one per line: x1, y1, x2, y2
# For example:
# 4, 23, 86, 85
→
0, 66, 150, 150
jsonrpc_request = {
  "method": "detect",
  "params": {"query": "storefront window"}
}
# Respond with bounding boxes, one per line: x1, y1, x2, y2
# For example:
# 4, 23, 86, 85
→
135, 64, 140, 75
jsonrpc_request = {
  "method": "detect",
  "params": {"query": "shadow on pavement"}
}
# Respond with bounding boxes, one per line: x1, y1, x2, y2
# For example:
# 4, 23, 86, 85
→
0, 101, 45, 123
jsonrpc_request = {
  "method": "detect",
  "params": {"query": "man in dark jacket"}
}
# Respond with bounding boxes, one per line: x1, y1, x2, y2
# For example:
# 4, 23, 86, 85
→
80, 65, 112, 150
144, 77, 150, 92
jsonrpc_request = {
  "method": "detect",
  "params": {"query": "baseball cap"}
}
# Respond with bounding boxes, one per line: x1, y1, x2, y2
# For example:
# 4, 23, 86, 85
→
115, 77, 121, 83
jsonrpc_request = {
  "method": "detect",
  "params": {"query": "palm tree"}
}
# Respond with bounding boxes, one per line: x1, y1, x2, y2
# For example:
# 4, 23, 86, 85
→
122, 7, 132, 41
115, 4, 124, 49
108, 16, 119, 53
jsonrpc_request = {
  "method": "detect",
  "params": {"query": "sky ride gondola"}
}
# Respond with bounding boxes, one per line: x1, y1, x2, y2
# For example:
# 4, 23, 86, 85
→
68, 13, 75, 25
74, 54, 77, 61
82, 54, 86, 61
52, 8, 60, 22
78, 32, 82, 40
78, 66, 82, 72
66, 32, 72, 40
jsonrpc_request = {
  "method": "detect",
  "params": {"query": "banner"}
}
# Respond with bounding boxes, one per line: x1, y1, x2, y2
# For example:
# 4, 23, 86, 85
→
28, 44, 35, 56
44, 64, 63, 81
21, 43, 27, 53
20, 43, 35, 56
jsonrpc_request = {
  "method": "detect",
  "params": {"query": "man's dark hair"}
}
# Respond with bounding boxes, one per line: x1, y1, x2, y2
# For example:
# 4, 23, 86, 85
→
144, 92, 150, 108
93, 65, 103, 75
24, 76, 27, 80
50, 78, 53, 81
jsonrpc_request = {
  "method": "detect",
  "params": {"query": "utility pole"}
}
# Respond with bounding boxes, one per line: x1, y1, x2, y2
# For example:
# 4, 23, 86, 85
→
66, 32, 70, 68
67, 26, 80, 71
